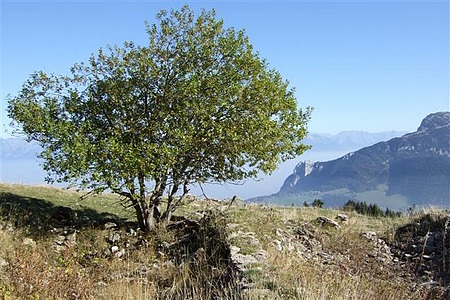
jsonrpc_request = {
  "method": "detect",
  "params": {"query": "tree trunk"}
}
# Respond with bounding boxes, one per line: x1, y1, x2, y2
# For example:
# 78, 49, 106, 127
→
141, 194, 164, 232
163, 209, 173, 227
133, 194, 150, 232
133, 200, 146, 231
162, 195, 175, 226
145, 204, 156, 232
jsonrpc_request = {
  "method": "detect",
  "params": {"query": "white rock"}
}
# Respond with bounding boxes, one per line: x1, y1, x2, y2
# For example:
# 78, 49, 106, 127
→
22, 237, 36, 247
361, 231, 377, 240
114, 249, 126, 258
0, 258, 8, 267
103, 222, 118, 230
317, 216, 341, 228
272, 239, 283, 251
336, 214, 348, 223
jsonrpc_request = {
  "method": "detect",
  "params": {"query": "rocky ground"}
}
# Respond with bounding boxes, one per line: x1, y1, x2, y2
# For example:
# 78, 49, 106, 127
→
1, 185, 449, 299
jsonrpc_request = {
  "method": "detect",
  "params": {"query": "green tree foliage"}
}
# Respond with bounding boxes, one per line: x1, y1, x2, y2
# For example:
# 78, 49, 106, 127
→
342, 200, 400, 218
311, 199, 324, 208
7, 6, 311, 231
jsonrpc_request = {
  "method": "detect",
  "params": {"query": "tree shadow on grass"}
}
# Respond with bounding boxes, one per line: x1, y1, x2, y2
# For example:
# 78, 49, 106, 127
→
0, 192, 129, 238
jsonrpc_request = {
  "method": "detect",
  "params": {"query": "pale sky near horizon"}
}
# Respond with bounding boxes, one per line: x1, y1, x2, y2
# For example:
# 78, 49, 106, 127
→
1, 0, 449, 138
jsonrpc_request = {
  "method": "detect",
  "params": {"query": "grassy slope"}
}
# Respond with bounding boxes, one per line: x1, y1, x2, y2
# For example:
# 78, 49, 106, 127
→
0, 183, 128, 218
0, 183, 447, 299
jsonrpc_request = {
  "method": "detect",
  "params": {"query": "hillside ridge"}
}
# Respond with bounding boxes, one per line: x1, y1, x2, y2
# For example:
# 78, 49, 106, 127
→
274, 112, 450, 208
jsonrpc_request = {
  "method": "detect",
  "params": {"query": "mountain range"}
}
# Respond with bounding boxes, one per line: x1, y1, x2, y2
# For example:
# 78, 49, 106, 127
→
304, 131, 407, 152
1, 130, 407, 198
1, 130, 406, 161
1, 137, 42, 160
264, 112, 450, 210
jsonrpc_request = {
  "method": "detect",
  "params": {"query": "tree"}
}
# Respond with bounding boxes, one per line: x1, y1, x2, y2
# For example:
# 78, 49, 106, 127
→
7, 6, 311, 232
311, 199, 324, 208
342, 200, 357, 212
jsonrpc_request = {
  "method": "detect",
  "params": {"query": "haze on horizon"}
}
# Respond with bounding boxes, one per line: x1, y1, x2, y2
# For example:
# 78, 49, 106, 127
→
1, 129, 410, 199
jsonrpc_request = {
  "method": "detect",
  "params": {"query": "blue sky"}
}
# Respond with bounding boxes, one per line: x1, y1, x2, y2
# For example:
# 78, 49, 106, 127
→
1, 1, 449, 199
1, 1, 449, 137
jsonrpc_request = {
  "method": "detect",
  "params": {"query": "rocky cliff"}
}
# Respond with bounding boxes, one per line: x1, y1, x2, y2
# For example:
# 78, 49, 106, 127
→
277, 112, 450, 208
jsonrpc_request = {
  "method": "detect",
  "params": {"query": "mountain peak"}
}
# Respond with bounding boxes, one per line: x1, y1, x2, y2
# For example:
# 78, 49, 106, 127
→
417, 112, 450, 132
275, 112, 450, 209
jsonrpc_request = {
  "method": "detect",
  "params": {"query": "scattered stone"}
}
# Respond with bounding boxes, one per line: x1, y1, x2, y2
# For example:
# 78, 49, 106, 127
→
22, 237, 36, 247
275, 228, 284, 237
261, 206, 274, 211
103, 222, 118, 230
361, 231, 377, 241
254, 250, 268, 262
51, 229, 78, 251
316, 216, 340, 229
54, 235, 66, 246
0, 258, 8, 267
114, 249, 126, 258
182, 194, 198, 203
272, 239, 283, 251
232, 253, 259, 268
103, 248, 112, 258
65, 231, 77, 245
229, 230, 261, 252
336, 214, 348, 223
55, 245, 66, 252
368, 250, 378, 258
390, 213, 450, 289
227, 223, 240, 230
230, 245, 241, 255
95, 281, 107, 287
107, 232, 121, 244
127, 227, 137, 236
229, 229, 267, 284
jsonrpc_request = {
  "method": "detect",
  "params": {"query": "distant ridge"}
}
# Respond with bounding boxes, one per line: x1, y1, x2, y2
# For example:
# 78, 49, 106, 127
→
261, 112, 450, 209
1, 137, 42, 160
303, 130, 407, 152
1, 131, 406, 161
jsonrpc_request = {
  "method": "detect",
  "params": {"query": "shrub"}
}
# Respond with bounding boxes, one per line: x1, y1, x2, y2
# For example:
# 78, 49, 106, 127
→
343, 200, 401, 218
311, 199, 324, 208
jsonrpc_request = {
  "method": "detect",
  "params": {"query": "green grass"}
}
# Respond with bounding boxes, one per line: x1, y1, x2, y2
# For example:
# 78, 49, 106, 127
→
0, 183, 128, 217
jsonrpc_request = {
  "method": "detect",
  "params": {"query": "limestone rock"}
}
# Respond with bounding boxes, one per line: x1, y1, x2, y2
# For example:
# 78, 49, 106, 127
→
103, 222, 118, 230
107, 232, 121, 244
22, 237, 36, 247
0, 258, 8, 267
336, 213, 348, 223
316, 216, 340, 229
361, 231, 377, 241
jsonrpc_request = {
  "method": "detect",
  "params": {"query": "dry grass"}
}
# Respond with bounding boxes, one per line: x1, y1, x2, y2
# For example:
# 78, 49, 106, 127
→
0, 183, 448, 299
224, 205, 425, 300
